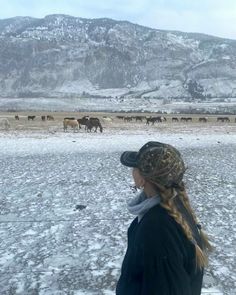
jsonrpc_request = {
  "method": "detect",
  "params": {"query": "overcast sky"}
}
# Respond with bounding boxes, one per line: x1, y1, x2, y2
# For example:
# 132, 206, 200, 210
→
1, 0, 235, 40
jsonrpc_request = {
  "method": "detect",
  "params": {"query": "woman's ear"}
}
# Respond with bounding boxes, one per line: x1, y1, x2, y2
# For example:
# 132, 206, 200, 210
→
133, 168, 146, 188
139, 177, 146, 188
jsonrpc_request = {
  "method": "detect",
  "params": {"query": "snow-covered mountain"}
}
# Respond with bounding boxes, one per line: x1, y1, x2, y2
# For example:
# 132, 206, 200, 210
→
0, 14, 236, 100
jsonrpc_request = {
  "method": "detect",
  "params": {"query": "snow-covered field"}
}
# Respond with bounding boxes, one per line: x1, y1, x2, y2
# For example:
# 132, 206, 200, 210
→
0, 127, 236, 295
0, 97, 236, 113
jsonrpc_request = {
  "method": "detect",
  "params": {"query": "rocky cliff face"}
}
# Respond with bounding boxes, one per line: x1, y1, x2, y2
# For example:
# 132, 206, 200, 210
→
0, 14, 236, 99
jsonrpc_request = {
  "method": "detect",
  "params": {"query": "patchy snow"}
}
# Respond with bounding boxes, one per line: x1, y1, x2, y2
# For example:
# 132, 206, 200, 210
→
1, 97, 236, 113
58, 80, 95, 94
0, 129, 235, 294
0, 131, 235, 156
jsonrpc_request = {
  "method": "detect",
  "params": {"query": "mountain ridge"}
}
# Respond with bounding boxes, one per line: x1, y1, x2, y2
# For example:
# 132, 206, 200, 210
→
0, 14, 236, 100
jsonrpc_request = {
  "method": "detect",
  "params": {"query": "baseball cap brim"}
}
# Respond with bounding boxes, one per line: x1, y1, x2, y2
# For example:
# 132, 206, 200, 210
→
120, 151, 138, 167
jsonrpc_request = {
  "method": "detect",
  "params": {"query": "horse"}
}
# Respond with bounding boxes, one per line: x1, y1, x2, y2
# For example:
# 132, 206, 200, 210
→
124, 116, 132, 122
15, 115, 19, 120
217, 117, 230, 122
77, 116, 89, 129
146, 116, 163, 125
134, 116, 143, 122
199, 117, 208, 123
0, 118, 10, 130
181, 117, 192, 122
102, 116, 113, 122
146, 117, 155, 125
64, 117, 75, 120
28, 115, 36, 121
47, 115, 54, 121
172, 117, 179, 122
86, 118, 103, 133
63, 119, 79, 132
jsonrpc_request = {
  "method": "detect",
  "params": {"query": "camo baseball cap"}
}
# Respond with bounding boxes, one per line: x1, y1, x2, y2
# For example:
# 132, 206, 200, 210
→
120, 141, 186, 188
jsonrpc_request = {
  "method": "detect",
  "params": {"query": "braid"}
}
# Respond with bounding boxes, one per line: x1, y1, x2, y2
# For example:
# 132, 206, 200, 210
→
175, 182, 199, 224
176, 182, 213, 254
161, 199, 194, 242
155, 182, 212, 269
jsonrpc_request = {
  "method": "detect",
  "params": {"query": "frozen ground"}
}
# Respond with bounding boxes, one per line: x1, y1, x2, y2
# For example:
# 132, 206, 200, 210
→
0, 128, 236, 295
0, 97, 236, 113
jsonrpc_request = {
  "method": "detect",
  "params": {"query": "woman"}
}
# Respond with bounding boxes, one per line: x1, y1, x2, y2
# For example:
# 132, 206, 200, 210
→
116, 141, 212, 295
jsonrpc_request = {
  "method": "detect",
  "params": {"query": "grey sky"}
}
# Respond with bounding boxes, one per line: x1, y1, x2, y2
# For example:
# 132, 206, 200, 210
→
1, 0, 236, 40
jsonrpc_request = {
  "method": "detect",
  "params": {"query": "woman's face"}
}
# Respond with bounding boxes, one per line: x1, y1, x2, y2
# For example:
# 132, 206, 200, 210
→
132, 168, 145, 188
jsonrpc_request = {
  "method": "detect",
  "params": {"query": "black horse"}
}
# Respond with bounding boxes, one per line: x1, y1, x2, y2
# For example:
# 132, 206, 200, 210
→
28, 115, 36, 121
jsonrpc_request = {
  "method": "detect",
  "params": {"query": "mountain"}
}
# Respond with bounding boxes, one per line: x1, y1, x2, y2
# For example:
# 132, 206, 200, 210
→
0, 14, 236, 100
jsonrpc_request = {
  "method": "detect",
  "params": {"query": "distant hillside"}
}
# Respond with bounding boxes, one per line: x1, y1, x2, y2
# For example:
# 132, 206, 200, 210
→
0, 14, 236, 100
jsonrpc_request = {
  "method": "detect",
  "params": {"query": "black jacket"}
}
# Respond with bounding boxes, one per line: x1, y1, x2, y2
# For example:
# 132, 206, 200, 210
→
116, 202, 203, 295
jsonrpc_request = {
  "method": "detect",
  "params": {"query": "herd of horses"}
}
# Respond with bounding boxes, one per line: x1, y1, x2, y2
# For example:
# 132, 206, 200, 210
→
11, 114, 103, 133
0, 113, 233, 133
23, 115, 55, 121
116, 115, 236, 124
15, 115, 55, 121
13, 114, 236, 124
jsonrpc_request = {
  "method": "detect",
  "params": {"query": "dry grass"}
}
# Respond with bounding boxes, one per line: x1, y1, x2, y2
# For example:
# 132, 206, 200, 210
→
0, 111, 235, 133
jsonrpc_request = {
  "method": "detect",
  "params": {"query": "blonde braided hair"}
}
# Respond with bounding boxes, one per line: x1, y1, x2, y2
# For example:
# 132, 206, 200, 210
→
130, 141, 213, 269
151, 181, 212, 269
176, 182, 213, 254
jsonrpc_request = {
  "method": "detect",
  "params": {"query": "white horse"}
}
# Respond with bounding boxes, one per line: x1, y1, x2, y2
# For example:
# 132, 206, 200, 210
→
63, 119, 79, 132
0, 118, 10, 130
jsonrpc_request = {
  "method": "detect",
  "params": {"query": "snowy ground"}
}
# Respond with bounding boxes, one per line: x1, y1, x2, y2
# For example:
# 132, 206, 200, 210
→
0, 127, 236, 295
0, 97, 236, 113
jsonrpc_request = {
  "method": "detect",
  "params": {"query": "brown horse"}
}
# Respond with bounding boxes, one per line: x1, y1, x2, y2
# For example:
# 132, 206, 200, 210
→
116, 115, 124, 120
77, 116, 89, 129
134, 116, 143, 122
124, 116, 132, 122
172, 117, 179, 122
86, 118, 103, 133
47, 115, 54, 121
146, 116, 164, 125
181, 117, 192, 122
217, 117, 230, 122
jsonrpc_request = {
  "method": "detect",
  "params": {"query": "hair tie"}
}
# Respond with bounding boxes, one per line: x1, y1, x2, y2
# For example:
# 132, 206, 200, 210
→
197, 224, 202, 230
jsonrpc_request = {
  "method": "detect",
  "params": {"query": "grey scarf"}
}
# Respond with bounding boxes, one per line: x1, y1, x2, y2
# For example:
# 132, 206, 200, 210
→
128, 191, 161, 222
